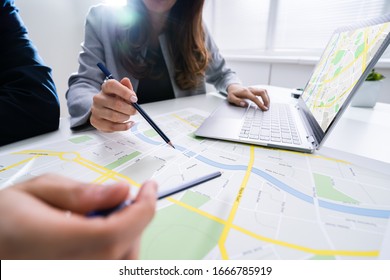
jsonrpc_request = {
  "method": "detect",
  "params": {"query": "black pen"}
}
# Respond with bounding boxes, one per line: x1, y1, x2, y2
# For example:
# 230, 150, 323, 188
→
87, 170, 222, 217
97, 62, 175, 149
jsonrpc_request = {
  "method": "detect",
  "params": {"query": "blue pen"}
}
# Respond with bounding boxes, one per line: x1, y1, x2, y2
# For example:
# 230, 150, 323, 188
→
97, 62, 175, 149
87, 171, 222, 217
97, 62, 114, 80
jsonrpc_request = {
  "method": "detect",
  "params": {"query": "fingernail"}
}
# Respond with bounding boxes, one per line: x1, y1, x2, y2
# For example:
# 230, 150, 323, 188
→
130, 95, 138, 103
145, 180, 158, 192
264, 106, 269, 110
96, 185, 112, 197
240, 101, 246, 107
128, 121, 135, 129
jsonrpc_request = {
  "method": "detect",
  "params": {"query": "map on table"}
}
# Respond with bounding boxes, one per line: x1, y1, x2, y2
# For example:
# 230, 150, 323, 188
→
1, 108, 390, 260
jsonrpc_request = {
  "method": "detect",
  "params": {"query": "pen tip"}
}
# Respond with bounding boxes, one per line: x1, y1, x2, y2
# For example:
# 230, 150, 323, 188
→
168, 142, 175, 149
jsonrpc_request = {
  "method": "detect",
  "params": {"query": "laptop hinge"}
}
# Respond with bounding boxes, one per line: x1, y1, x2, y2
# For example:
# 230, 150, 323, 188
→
307, 135, 316, 144
307, 135, 320, 150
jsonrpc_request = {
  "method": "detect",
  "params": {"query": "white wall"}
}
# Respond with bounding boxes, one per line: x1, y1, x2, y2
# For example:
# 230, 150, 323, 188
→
16, 0, 103, 117
15, 0, 390, 119
224, 57, 390, 104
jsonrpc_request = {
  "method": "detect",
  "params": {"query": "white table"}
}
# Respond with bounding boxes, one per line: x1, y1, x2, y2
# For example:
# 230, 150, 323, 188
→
2, 85, 390, 260
2, 85, 390, 165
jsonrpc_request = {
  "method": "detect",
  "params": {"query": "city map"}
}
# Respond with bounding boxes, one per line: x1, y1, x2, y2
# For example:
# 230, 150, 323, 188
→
302, 21, 390, 132
1, 108, 390, 260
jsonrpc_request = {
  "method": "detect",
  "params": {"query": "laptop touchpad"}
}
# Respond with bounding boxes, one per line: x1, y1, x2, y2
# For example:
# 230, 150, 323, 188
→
213, 101, 246, 118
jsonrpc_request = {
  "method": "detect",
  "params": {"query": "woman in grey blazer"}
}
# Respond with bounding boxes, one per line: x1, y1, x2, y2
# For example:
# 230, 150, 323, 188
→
67, 0, 270, 131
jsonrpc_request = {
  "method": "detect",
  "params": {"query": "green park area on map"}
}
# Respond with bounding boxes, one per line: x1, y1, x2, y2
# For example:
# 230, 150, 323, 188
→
1, 108, 390, 259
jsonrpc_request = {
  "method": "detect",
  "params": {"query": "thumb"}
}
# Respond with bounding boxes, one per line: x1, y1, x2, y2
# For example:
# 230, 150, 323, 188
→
74, 182, 131, 214
18, 174, 130, 214
133, 180, 158, 205
116, 180, 157, 230
120, 77, 134, 91
120, 77, 138, 103
227, 92, 248, 107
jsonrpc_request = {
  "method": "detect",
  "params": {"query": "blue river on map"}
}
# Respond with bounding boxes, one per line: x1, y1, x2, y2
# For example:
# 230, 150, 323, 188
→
132, 124, 390, 219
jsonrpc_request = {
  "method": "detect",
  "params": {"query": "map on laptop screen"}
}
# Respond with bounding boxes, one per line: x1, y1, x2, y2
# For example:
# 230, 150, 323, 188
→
302, 21, 390, 132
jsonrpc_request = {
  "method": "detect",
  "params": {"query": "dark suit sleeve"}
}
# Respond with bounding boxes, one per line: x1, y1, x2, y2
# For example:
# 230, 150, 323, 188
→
0, 0, 60, 146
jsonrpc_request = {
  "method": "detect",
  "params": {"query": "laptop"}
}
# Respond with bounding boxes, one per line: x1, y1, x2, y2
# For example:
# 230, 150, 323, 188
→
195, 14, 390, 153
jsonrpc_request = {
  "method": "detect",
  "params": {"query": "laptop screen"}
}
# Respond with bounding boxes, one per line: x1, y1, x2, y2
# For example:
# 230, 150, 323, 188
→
301, 17, 390, 133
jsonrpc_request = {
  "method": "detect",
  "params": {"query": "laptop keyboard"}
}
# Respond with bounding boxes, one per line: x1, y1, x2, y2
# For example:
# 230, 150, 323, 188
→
239, 103, 301, 145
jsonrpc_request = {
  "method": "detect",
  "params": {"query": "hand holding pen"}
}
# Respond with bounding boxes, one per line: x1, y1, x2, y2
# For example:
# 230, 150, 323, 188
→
88, 171, 221, 217
93, 63, 174, 148
90, 70, 138, 132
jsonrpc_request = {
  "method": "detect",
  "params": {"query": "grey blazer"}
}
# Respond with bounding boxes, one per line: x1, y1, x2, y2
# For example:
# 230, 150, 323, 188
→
66, 4, 241, 128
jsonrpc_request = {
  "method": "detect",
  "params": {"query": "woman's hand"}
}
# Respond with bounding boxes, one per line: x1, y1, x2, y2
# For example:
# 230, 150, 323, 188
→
0, 174, 157, 259
90, 78, 138, 132
227, 84, 270, 110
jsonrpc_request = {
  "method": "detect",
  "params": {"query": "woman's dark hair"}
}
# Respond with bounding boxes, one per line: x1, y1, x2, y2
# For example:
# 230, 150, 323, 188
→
115, 0, 209, 90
